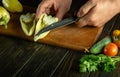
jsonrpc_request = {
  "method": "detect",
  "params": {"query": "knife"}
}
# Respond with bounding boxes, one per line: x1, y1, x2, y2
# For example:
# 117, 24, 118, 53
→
35, 16, 80, 36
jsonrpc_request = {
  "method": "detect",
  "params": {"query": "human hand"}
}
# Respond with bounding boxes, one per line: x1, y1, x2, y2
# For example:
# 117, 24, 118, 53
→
77, 0, 120, 27
36, 0, 72, 21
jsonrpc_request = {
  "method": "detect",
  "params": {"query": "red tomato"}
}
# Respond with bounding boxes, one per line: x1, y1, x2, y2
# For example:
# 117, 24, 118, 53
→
104, 43, 118, 56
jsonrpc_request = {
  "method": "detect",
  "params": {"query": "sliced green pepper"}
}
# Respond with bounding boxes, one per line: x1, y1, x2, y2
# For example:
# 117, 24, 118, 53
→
20, 13, 58, 40
20, 13, 35, 36
34, 13, 58, 41
0, 6, 10, 29
2, 0, 23, 13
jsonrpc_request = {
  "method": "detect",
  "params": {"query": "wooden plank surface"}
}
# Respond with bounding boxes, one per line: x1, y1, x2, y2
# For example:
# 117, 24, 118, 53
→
47, 14, 120, 77
0, 0, 120, 77
0, 36, 69, 77
0, 6, 103, 51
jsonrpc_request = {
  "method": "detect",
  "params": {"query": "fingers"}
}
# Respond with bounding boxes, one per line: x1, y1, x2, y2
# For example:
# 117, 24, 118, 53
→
76, 18, 87, 28
76, 0, 98, 27
77, 11, 97, 27
77, 0, 96, 17
35, 4, 44, 21
35, 1, 52, 21
77, 9, 102, 28
76, 7, 96, 27
56, 8, 66, 21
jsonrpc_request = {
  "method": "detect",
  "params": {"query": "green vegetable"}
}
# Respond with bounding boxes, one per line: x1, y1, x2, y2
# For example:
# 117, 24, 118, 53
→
20, 13, 35, 36
90, 36, 112, 54
2, 0, 23, 13
34, 13, 58, 41
0, 6, 10, 29
79, 54, 120, 72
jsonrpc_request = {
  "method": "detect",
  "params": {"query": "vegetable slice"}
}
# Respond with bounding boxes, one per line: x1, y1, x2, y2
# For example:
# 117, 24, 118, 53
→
20, 13, 35, 36
0, 6, 10, 29
34, 13, 58, 41
2, 0, 23, 13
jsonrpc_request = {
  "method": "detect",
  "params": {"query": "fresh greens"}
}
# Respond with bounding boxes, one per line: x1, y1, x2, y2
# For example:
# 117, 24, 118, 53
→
79, 54, 120, 72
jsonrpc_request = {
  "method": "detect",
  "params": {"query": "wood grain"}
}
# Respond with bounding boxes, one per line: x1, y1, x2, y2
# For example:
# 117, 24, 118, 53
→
0, 6, 103, 51
0, 36, 69, 77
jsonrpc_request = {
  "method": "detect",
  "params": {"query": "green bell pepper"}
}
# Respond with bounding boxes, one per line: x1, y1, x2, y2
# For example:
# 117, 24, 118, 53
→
2, 0, 23, 13
0, 6, 10, 29
20, 13, 35, 36
34, 13, 58, 41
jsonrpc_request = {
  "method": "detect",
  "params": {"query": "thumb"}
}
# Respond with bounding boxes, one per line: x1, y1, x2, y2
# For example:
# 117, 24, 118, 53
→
77, 0, 96, 17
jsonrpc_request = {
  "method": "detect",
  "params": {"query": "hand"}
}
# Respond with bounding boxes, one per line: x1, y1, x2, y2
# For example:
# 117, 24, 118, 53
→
77, 0, 120, 27
36, 0, 72, 21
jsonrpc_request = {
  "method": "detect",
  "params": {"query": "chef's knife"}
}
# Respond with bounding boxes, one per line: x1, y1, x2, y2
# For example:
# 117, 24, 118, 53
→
35, 16, 80, 36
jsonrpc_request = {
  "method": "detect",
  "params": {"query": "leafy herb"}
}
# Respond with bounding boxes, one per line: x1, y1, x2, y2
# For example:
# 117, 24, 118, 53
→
79, 54, 120, 72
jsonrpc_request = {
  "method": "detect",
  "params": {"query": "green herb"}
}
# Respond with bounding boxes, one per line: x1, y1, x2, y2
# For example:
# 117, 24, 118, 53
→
79, 54, 120, 72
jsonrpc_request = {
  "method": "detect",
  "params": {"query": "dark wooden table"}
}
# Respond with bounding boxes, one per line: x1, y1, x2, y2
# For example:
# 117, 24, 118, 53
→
0, 0, 120, 77
0, 13, 120, 77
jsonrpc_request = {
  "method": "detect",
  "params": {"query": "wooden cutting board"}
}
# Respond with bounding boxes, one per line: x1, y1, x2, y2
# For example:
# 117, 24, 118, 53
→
0, 6, 104, 51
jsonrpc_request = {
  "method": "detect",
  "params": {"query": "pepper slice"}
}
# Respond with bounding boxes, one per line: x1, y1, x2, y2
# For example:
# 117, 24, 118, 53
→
20, 13, 35, 36
0, 6, 10, 29
2, 0, 23, 13
34, 13, 58, 41
20, 13, 58, 40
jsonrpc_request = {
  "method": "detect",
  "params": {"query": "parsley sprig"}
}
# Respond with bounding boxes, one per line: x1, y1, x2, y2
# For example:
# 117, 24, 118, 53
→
79, 54, 120, 72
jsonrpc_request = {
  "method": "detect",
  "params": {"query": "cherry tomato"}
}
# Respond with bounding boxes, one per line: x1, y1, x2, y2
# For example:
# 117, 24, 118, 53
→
104, 43, 118, 56
113, 29, 120, 37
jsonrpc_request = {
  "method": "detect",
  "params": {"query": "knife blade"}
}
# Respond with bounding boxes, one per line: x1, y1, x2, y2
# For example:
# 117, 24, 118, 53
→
35, 16, 80, 36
